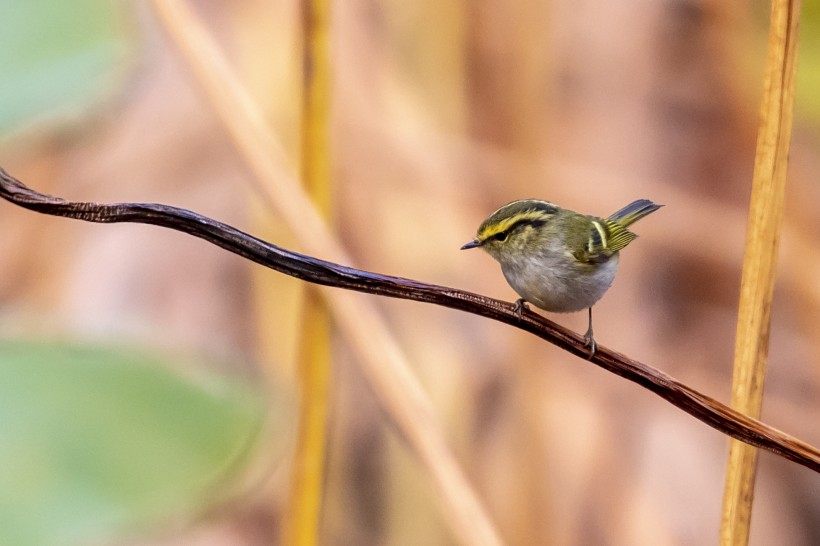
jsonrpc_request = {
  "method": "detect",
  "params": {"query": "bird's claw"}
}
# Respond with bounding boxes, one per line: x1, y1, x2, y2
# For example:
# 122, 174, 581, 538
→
583, 329, 597, 359
513, 298, 529, 319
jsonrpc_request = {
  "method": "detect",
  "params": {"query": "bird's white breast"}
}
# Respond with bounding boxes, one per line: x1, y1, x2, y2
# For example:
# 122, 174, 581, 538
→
500, 251, 619, 313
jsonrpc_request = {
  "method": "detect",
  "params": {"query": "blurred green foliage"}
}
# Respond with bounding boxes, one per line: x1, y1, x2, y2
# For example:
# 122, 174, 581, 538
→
0, 1, 132, 132
796, 1, 820, 124
0, 340, 266, 546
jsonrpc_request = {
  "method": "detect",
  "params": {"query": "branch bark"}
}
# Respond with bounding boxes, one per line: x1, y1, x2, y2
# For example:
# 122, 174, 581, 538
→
1, 165, 819, 475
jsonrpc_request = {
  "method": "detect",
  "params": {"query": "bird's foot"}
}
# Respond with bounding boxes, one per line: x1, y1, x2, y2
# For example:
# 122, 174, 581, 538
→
513, 298, 529, 319
583, 327, 597, 359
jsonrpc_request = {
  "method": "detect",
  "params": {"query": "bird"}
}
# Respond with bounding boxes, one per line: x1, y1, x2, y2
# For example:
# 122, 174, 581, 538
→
461, 198, 662, 356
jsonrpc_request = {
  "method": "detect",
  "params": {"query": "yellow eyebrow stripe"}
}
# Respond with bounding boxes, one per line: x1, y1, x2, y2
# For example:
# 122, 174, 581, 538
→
478, 210, 551, 240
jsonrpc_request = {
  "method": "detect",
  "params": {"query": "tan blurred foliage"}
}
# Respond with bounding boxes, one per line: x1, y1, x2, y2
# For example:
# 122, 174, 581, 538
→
1, 1, 819, 545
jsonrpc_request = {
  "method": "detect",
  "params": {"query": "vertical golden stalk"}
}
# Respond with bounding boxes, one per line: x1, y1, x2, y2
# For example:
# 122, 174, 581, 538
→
284, 0, 332, 546
720, 1, 801, 544
285, 0, 333, 545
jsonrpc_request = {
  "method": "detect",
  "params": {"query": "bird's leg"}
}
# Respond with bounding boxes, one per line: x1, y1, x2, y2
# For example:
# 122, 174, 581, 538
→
513, 298, 530, 319
583, 307, 597, 358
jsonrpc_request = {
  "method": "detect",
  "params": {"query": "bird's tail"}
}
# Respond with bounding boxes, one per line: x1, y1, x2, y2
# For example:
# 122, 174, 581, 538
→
608, 199, 663, 227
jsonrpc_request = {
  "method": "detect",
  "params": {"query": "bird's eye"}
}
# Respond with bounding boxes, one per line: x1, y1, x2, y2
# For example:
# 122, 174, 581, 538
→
493, 232, 508, 242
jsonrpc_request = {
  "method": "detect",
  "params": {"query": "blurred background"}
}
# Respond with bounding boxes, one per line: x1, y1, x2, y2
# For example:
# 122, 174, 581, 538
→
0, 1, 818, 544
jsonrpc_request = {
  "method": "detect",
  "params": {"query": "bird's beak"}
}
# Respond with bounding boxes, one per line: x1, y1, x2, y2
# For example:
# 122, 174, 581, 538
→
460, 239, 481, 250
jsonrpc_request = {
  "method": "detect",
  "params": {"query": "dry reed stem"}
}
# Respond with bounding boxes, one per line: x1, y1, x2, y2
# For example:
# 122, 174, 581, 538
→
149, 2, 503, 545
720, 1, 801, 544
285, 0, 334, 544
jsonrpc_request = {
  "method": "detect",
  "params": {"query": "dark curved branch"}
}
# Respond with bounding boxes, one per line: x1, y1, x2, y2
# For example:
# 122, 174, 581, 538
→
2, 165, 818, 473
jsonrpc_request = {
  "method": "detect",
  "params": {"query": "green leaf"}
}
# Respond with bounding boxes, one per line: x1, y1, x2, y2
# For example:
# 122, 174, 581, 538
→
0, 1, 133, 132
0, 340, 270, 546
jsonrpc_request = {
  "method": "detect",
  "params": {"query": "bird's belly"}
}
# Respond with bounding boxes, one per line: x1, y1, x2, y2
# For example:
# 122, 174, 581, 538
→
501, 254, 619, 313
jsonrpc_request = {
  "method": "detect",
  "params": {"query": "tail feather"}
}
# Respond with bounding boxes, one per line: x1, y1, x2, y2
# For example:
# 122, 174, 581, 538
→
608, 199, 662, 227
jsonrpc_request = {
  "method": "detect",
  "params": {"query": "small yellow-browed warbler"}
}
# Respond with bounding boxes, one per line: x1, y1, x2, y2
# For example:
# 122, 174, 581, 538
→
461, 199, 661, 355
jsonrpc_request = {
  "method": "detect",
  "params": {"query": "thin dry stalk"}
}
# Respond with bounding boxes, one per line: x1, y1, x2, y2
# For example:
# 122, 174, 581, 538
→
720, 1, 801, 544
148, 2, 503, 545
